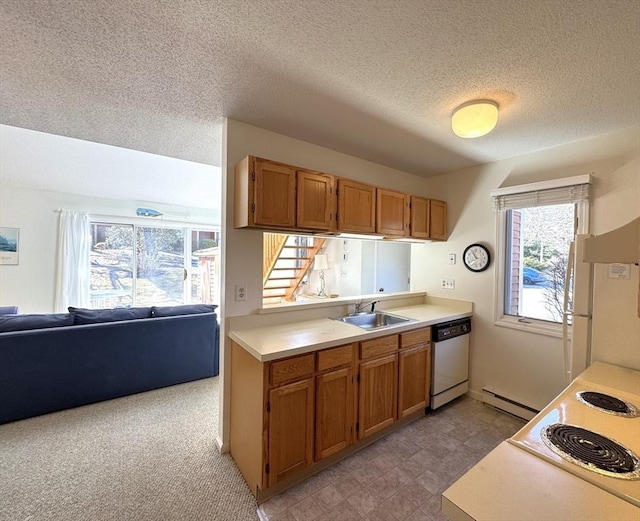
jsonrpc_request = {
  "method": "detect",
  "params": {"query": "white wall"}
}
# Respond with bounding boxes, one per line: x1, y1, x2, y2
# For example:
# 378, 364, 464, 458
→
304, 237, 410, 298
307, 238, 363, 298
0, 125, 221, 312
412, 127, 640, 409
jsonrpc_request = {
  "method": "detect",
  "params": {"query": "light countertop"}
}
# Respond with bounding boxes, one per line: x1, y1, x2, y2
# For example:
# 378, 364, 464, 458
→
443, 362, 640, 520
442, 442, 640, 521
229, 301, 472, 362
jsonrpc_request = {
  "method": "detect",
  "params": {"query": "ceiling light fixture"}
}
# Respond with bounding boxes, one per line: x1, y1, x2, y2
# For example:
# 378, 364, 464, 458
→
451, 100, 499, 138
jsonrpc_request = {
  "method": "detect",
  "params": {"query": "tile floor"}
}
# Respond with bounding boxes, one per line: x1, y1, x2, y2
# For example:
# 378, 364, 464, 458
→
257, 396, 526, 521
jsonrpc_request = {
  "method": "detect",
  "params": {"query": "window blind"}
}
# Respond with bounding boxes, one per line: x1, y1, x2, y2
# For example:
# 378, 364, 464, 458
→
491, 177, 590, 211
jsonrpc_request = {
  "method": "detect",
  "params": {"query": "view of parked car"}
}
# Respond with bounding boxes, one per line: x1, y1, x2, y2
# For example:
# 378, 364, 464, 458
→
523, 266, 548, 285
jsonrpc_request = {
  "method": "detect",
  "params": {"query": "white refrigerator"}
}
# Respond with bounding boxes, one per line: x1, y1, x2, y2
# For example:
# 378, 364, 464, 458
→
562, 235, 593, 383
567, 218, 640, 379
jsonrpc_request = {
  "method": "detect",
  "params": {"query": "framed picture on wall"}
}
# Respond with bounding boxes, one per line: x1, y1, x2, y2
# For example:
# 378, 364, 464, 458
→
0, 227, 19, 265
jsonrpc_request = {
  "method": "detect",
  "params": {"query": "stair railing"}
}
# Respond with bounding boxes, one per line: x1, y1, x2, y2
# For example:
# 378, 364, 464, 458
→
263, 233, 288, 286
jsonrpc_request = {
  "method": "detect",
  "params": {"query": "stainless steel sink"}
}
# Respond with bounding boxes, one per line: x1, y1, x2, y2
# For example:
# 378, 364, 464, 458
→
334, 311, 414, 330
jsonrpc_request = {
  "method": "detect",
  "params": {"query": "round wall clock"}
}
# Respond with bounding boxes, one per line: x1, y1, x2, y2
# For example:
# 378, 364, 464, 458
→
463, 243, 491, 272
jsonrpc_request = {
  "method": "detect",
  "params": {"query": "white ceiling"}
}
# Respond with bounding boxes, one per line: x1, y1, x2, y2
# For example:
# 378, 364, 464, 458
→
1, 1, 639, 177
0, 125, 221, 212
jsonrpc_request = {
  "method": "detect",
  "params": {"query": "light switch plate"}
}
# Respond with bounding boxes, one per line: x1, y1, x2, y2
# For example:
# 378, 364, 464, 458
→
448, 253, 456, 265
441, 279, 455, 290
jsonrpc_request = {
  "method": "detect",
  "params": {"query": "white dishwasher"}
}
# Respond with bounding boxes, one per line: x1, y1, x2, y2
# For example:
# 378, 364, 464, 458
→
430, 318, 471, 409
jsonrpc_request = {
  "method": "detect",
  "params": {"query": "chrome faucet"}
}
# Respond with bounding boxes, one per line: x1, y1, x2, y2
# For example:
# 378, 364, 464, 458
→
355, 299, 381, 314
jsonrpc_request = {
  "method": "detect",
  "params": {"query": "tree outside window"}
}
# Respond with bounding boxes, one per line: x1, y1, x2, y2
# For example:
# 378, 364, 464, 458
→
505, 203, 575, 323
89, 223, 220, 308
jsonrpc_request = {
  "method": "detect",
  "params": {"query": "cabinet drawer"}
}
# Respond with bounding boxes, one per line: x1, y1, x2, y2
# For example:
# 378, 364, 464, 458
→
360, 335, 398, 360
317, 344, 354, 372
270, 354, 315, 386
400, 327, 431, 349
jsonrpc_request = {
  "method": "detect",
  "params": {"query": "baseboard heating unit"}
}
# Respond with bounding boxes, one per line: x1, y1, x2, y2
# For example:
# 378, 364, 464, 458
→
482, 388, 539, 421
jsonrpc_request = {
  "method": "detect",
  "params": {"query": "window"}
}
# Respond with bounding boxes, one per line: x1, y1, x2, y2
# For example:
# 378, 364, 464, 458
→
90, 222, 220, 309
492, 176, 590, 335
504, 204, 575, 323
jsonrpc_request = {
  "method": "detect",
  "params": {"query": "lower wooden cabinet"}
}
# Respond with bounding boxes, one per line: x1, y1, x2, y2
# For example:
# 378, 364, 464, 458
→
268, 378, 315, 486
358, 353, 398, 439
398, 344, 431, 418
315, 366, 354, 460
398, 327, 432, 418
230, 326, 433, 499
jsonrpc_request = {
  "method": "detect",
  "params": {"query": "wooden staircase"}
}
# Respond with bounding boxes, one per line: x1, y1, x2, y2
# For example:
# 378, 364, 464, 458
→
263, 233, 326, 305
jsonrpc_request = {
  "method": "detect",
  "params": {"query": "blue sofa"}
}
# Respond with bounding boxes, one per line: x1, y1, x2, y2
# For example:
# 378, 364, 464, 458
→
0, 305, 219, 424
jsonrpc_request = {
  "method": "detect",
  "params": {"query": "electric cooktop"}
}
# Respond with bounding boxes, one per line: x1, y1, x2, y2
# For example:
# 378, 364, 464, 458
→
508, 364, 640, 507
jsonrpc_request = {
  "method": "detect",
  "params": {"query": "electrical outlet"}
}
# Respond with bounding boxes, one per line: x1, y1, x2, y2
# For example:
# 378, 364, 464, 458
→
235, 283, 247, 301
448, 253, 456, 265
440, 279, 455, 290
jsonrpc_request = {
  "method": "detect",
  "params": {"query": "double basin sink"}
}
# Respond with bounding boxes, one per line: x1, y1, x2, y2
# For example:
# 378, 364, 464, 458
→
333, 311, 415, 331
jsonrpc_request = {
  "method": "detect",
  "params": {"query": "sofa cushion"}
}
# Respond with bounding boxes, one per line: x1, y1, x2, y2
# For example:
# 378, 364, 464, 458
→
152, 304, 218, 317
0, 306, 19, 316
68, 307, 153, 325
0, 313, 73, 332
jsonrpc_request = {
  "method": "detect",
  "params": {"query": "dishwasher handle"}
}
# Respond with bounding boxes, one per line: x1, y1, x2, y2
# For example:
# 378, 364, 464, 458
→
432, 317, 472, 342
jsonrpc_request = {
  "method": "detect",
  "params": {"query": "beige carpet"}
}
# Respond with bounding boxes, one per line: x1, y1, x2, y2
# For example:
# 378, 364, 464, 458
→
0, 377, 259, 521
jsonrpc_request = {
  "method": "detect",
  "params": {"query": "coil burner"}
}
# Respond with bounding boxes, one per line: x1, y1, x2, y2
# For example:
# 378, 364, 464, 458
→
542, 424, 640, 479
576, 391, 640, 418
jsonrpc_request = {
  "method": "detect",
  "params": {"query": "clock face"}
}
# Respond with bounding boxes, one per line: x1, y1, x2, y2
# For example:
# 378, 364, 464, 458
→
463, 244, 491, 272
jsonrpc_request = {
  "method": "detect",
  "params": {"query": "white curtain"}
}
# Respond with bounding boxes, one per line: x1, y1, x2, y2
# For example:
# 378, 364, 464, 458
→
55, 210, 91, 312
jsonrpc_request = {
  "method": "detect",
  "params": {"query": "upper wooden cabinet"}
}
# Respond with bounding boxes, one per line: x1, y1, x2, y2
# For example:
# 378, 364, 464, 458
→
235, 155, 448, 240
297, 170, 335, 231
377, 189, 409, 237
429, 199, 448, 241
410, 196, 430, 239
410, 196, 447, 241
235, 157, 335, 232
235, 156, 297, 229
337, 179, 376, 233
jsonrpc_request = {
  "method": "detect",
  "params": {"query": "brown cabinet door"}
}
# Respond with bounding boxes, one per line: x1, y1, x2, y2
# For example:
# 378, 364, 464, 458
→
337, 179, 376, 233
268, 378, 314, 486
429, 199, 447, 240
297, 170, 335, 231
253, 158, 297, 228
376, 189, 409, 237
358, 354, 398, 439
410, 196, 430, 239
315, 366, 354, 460
398, 344, 431, 418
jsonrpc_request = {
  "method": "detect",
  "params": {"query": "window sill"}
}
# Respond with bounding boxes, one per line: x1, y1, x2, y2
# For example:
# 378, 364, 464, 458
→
494, 315, 567, 339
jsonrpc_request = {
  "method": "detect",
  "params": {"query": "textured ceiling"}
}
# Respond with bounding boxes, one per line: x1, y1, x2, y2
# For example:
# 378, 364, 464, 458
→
1, 0, 639, 177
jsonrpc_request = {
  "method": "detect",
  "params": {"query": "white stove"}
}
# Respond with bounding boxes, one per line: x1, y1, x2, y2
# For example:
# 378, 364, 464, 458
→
508, 362, 640, 508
